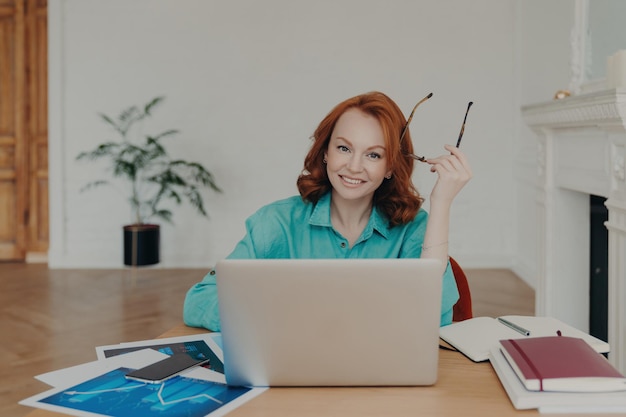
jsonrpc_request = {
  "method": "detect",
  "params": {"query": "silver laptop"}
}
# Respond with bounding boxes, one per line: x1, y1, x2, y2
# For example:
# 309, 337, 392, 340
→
215, 258, 443, 387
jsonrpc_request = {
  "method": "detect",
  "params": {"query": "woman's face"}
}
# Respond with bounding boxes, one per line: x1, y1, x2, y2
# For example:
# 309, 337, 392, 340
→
324, 108, 392, 205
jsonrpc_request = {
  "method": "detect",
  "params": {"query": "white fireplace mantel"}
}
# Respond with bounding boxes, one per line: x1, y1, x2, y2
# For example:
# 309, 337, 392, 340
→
522, 88, 626, 372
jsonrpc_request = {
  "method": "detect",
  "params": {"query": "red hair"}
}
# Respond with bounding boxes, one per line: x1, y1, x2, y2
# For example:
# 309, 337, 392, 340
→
296, 91, 423, 226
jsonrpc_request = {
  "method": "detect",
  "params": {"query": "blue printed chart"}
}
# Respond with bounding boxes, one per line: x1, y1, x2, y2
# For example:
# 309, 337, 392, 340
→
22, 367, 262, 417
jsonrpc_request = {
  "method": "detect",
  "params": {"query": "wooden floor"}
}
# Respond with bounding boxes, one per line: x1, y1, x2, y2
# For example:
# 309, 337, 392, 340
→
0, 263, 534, 417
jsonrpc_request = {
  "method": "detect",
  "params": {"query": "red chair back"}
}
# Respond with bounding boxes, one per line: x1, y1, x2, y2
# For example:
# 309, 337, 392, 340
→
450, 257, 473, 321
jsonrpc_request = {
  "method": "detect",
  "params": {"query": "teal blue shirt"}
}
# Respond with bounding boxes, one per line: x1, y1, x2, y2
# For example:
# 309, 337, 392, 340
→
183, 192, 459, 331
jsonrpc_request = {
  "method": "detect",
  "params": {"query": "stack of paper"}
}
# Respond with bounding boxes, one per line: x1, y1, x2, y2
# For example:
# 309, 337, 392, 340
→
20, 333, 266, 417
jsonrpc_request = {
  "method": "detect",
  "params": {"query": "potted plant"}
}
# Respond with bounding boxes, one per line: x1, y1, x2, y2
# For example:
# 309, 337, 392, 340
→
76, 96, 222, 266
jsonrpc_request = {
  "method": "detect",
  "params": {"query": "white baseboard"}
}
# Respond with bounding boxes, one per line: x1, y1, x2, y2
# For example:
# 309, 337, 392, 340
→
26, 252, 48, 264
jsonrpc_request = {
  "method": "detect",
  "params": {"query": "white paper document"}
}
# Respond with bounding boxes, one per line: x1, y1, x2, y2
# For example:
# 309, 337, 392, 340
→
96, 333, 223, 362
21, 340, 265, 417
35, 348, 168, 387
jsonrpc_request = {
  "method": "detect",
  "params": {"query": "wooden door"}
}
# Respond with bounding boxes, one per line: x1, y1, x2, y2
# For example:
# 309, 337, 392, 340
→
0, 0, 47, 261
24, 0, 48, 255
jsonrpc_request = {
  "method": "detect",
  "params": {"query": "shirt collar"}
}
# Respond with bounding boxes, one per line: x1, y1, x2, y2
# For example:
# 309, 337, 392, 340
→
308, 192, 390, 239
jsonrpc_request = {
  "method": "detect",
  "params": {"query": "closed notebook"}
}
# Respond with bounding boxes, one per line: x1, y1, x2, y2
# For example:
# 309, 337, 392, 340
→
500, 336, 626, 393
489, 345, 626, 412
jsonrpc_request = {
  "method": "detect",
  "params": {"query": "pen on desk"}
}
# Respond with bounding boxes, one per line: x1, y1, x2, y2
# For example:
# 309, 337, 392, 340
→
497, 317, 531, 336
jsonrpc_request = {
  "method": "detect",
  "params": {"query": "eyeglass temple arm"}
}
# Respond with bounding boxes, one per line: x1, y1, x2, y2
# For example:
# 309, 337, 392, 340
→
406, 153, 427, 162
399, 92, 433, 143
455, 101, 473, 148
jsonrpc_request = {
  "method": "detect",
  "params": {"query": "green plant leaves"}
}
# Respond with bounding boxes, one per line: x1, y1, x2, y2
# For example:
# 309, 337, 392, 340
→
76, 96, 221, 225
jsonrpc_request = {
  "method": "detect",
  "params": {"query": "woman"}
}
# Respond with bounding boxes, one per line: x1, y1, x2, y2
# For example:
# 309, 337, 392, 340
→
184, 91, 472, 331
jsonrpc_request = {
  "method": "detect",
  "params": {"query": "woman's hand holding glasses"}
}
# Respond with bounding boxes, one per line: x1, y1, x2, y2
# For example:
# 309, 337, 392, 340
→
427, 145, 472, 206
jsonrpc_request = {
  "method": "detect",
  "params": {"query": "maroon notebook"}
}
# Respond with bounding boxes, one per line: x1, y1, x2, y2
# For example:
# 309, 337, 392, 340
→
499, 336, 626, 392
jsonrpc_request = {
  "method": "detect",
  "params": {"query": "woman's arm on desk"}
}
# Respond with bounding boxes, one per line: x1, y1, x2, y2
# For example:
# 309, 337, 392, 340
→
183, 270, 222, 331
183, 213, 266, 331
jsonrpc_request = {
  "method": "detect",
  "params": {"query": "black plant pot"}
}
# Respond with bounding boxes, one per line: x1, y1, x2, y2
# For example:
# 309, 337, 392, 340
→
123, 224, 160, 266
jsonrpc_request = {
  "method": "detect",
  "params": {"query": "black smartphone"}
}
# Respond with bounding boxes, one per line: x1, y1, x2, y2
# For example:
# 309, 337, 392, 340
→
124, 353, 210, 383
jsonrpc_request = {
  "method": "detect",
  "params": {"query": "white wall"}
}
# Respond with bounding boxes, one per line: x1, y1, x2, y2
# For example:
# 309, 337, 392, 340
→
48, 0, 535, 271
513, 0, 575, 287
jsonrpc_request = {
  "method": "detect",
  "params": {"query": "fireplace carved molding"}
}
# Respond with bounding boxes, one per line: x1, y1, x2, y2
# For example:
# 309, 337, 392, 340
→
522, 88, 626, 373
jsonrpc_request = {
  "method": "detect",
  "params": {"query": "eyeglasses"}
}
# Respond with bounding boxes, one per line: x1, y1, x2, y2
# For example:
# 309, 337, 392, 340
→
400, 93, 473, 163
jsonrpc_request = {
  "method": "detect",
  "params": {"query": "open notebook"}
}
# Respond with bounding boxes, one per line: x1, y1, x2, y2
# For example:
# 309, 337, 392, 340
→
215, 258, 444, 387
440, 315, 610, 362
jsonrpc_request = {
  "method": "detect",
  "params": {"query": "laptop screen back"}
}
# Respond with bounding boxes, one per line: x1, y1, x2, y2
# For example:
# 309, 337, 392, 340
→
216, 258, 443, 387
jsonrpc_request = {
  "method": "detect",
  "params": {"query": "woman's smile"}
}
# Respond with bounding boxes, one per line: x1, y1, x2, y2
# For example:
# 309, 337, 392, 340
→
340, 175, 365, 186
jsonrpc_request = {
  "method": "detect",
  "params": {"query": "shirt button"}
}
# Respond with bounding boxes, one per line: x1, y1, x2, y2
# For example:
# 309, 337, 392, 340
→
340, 242, 346, 248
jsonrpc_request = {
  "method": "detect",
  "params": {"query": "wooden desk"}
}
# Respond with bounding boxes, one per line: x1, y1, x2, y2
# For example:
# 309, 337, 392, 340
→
23, 324, 592, 417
